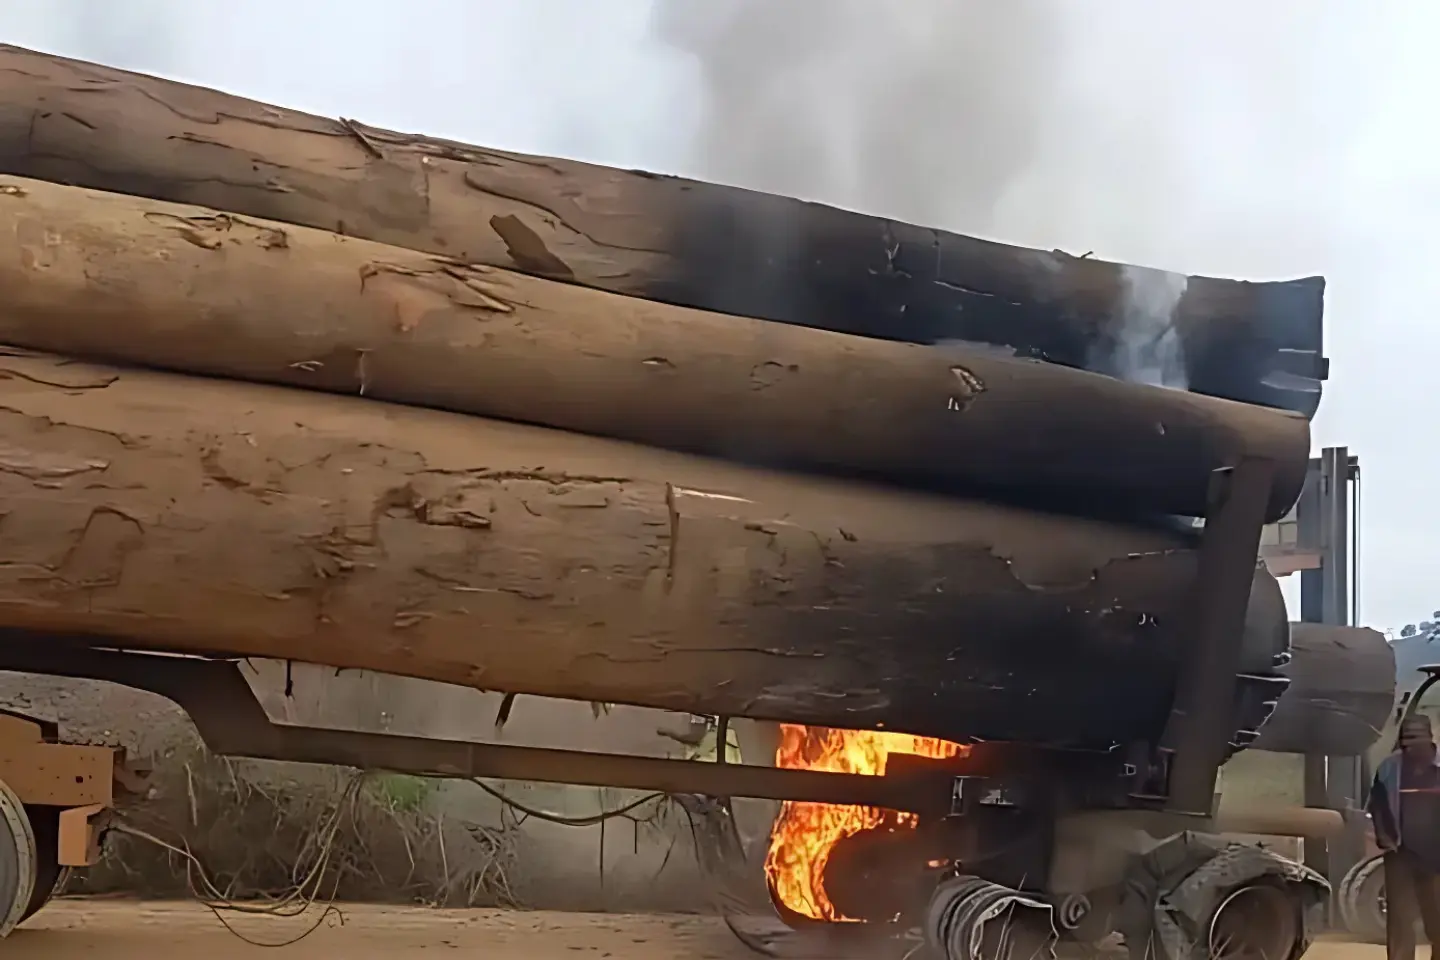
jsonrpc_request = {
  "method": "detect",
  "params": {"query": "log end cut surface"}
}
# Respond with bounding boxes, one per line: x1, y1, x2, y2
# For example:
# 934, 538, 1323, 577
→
1253, 624, 1397, 755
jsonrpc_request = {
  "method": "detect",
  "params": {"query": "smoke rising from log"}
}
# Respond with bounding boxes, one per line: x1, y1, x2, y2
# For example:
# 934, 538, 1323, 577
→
651, 0, 1202, 388
647, 1, 1370, 392
651, 0, 1063, 233
1111, 266, 1190, 390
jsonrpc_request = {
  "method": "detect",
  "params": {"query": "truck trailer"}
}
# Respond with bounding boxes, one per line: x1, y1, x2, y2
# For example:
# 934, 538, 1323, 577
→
0, 44, 1393, 960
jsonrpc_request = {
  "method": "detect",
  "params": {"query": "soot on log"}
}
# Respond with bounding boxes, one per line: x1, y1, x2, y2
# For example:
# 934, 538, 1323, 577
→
0, 44, 1327, 417
0, 176, 1310, 521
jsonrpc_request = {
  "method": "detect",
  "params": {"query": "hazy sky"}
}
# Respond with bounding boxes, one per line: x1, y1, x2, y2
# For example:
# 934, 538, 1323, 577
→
2, 0, 1433, 629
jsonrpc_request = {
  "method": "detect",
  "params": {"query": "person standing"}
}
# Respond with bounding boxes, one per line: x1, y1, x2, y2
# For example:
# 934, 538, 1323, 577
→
1369, 714, 1440, 960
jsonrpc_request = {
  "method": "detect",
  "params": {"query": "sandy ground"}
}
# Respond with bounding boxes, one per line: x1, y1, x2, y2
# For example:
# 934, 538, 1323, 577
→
1, 899, 1412, 959
10, 900, 754, 959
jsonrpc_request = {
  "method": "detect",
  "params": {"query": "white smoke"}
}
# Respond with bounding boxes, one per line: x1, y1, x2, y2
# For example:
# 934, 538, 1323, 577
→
1109, 266, 1190, 390
648, 0, 1344, 395
652, 0, 1063, 232
651, 0, 1370, 270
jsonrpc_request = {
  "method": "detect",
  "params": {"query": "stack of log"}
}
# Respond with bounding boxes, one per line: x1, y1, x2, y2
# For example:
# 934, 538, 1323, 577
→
0, 45, 1366, 754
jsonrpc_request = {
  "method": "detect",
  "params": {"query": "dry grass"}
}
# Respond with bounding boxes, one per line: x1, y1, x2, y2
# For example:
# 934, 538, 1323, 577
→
69, 736, 521, 908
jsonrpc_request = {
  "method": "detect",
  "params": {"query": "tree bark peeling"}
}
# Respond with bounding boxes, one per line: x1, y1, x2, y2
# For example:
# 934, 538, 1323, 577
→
0, 175, 1310, 521
0, 350, 1288, 749
0, 44, 1326, 416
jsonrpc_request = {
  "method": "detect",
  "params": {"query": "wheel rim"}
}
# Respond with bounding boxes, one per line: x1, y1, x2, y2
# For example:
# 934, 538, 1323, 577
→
1207, 882, 1298, 960
1339, 855, 1387, 934
1354, 859, 1390, 942
0, 779, 36, 938
19, 806, 62, 924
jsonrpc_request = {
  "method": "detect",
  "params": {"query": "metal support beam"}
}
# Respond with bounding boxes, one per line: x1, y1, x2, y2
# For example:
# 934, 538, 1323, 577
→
1297, 457, 1329, 876
1160, 458, 1277, 814
1297, 447, 1365, 895
0, 638, 986, 813
1298, 464, 1324, 624
1323, 448, 1365, 884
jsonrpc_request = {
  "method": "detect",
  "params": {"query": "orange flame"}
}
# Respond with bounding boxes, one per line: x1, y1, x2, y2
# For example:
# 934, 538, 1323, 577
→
763, 723, 968, 921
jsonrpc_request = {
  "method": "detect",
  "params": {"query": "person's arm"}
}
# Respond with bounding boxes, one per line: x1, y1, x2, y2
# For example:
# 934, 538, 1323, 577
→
1370, 757, 1402, 850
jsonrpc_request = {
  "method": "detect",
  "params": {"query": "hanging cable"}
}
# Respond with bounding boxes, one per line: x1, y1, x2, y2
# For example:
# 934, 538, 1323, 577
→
469, 779, 666, 826
108, 771, 368, 947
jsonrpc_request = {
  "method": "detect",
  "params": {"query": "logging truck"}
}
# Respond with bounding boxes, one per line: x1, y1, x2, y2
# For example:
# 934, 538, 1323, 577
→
0, 43, 1395, 960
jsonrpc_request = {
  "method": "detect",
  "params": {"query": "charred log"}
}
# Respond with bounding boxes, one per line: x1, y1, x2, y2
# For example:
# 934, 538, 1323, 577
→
0, 176, 1309, 521
1252, 624, 1396, 756
0, 44, 1325, 416
0, 350, 1287, 750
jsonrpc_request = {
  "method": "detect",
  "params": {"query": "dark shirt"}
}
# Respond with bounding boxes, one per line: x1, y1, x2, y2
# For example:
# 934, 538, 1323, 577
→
1401, 762, 1440, 872
1371, 751, 1440, 873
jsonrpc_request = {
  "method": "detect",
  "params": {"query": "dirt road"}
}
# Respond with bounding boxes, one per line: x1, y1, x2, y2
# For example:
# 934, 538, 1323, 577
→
6, 900, 1410, 959
11, 900, 752, 959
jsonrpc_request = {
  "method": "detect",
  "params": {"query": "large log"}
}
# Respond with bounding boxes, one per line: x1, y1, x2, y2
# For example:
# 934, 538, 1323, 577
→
0, 44, 1327, 417
0, 349, 1288, 750
1252, 624, 1396, 756
0, 176, 1310, 521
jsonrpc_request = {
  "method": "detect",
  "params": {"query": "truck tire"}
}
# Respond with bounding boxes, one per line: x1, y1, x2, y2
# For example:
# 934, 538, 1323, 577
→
19, 806, 62, 924
0, 778, 36, 937
1341, 854, 1394, 945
